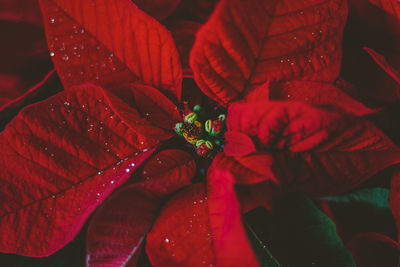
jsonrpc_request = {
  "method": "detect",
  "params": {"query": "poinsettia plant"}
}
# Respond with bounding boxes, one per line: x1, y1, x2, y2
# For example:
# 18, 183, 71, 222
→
2, 0, 400, 266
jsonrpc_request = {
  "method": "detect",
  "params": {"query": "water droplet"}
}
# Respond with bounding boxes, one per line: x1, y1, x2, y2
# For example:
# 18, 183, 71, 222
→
311, 32, 315, 35
110, 180, 114, 184
97, 193, 101, 196
130, 163, 135, 167
62, 55, 69, 61
95, 76, 100, 80
97, 171, 102, 175
50, 153, 55, 157
288, 94, 291, 98
50, 52, 55, 57
320, 55, 324, 59
293, 36, 297, 40
280, 59, 284, 63
165, 238, 170, 243
50, 18, 55, 23
125, 168, 130, 173
64, 101, 70, 106
52, 195, 55, 198
80, 28, 85, 34
199, 199, 204, 203
290, 62, 294, 66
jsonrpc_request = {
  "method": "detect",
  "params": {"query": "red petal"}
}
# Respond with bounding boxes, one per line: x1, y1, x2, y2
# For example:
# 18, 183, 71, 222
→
207, 170, 259, 267
146, 180, 259, 267
133, 0, 181, 21
134, 149, 196, 198
190, 0, 348, 106
87, 186, 159, 267
130, 83, 181, 130
270, 80, 378, 116
39, 0, 182, 100
346, 232, 400, 267
86, 149, 195, 266
224, 101, 400, 196
224, 131, 256, 156
0, 84, 162, 256
146, 183, 217, 267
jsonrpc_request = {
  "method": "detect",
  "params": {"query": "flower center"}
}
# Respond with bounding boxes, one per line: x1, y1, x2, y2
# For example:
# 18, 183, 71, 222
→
174, 105, 226, 157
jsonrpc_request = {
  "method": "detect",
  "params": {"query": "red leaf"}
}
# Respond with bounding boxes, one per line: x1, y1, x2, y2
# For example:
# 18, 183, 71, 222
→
346, 232, 400, 267
39, 0, 182, 100
146, 183, 217, 267
0, 84, 162, 256
242, 81, 270, 103
270, 80, 378, 116
86, 149, 195, 266
134, 149, 196, 198
364, 47, 400, 87
130, 83, 181, 130
0, 70, 61, 131
210, 153, 279, 185
224, 131, 256, 156
222, 101, 400, 196
87, 187, 159, 267
206, 170, 260, 267
146, 179, 259, 267
133, 0, 181, 21
190, 0, 348, 106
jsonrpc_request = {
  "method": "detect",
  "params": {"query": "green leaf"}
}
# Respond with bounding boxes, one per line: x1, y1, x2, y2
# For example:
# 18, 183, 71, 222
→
272, 195, 356, 267
320, 188, 396, 240
245, 223, 282, 267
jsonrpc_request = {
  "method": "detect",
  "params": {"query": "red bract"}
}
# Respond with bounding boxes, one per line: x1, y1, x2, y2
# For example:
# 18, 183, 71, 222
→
1, 0, 400, 266
190, 0, 348, 106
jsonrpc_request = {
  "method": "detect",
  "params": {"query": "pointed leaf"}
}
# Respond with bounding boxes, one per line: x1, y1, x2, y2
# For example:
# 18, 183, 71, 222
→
147, 179, 260, 267
220, 101, 400, 196
224, 131, 256, 156
86, 186, 159, 267
207, 170, 260, 267
134, 149, 196, 198
270, 81, 378, 116
146, 183, 217, 267
320, 188, 396, 240
190, 0, 348, 105
0, 84, 162, 256
39, 0, 182, 100
272, 195, 356, 266
130, 83, 181, 130
86, 149, 195, 267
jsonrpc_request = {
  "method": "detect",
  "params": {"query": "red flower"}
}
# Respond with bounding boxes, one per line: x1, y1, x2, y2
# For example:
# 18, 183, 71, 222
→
1, 0, 400, 266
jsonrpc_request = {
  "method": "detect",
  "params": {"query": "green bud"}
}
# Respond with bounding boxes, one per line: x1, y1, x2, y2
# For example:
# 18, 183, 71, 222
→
196, 139, 206, 148
205, 120, 212, 133
218, 114, 226, 122
174, 122, 183, 135
193, 105, 202, 113
184, 112, 198, 124
214, 139, 221, 146
205, 140, 213, 150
